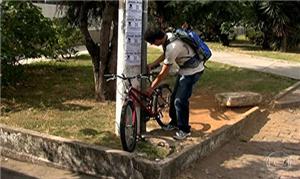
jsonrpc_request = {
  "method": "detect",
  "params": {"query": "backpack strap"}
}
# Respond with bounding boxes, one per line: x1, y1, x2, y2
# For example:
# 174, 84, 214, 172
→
163, 35, 178, 53
163, 33, 201, 69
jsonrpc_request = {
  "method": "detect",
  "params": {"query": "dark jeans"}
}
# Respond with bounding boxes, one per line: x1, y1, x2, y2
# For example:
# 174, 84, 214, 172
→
169, 71, 203, 133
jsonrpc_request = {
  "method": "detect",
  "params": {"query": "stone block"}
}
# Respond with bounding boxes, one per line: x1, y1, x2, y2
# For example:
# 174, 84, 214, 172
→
215, 91, 262, 107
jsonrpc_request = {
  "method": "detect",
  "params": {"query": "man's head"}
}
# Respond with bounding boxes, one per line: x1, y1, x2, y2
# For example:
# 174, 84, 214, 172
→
144, 27, 166, 46
181, 21, 191, 30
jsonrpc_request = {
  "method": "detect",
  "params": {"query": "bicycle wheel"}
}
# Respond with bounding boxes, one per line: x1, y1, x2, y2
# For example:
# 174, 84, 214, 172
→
153, 84, 172, 127
120, 100, 137, 152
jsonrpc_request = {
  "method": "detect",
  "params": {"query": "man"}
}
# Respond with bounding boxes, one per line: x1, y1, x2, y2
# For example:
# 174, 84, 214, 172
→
144, 27, 204, 140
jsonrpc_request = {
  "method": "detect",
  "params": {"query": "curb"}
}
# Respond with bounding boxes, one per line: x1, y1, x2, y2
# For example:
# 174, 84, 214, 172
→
273, 81, 300, 101
273, 100, 300, 109
0, 107, 260, 179
271, 81, 300, 109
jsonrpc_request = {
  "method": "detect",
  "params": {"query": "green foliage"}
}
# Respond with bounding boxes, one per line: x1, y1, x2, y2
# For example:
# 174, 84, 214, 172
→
149, 1, 245, 44
149, 1, 300, 50
1, 1, 56, 63
245, 27, 264, 45
0, 2, 85, 86
52, 18, 84, 59
0, 1, 56, 85
246, 1, 300, 51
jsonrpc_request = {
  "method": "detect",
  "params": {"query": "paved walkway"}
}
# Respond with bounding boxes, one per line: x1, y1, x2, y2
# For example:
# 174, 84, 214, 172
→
0, 158, 98, 179
177, 108, 300, 179
212, 51, 300, 80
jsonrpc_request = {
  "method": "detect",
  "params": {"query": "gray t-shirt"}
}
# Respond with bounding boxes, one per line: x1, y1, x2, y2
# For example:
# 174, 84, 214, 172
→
163, 33, 204, 75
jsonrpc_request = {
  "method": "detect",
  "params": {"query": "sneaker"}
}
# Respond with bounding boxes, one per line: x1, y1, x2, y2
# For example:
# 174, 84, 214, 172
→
173, 130, 191, 140
162, 124, 177, 131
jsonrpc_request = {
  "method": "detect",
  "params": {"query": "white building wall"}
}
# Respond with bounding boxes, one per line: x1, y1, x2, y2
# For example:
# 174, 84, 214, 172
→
34, 3, 65, 19
34, 3, 100, 44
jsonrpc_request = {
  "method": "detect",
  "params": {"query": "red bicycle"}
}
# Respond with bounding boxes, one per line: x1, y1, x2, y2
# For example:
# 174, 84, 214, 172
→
105, 73, 172, 152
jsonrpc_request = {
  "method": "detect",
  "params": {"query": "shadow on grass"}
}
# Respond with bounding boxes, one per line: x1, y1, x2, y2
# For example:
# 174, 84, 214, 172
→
79, 128, 99, 136
53, 103, 93, 111
2, 59, 95, 112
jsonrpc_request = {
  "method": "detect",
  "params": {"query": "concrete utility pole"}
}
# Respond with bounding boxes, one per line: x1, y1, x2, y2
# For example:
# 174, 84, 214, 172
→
116, 0, 147, 136
140, 0, 148, 134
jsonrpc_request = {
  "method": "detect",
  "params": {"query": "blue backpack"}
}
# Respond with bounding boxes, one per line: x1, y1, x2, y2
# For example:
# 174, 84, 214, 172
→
171, 29, 212, 64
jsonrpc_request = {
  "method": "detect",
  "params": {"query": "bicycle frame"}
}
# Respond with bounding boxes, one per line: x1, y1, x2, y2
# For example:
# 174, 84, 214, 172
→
105, 73, 171, 152
126, 86, 156, 118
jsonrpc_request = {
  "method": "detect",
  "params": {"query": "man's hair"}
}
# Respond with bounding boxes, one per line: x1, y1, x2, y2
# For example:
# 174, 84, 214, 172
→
144, 27, 165, 44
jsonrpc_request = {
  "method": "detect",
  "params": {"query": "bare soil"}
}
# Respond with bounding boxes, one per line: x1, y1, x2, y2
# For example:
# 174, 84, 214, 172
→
144, 92, 251, 157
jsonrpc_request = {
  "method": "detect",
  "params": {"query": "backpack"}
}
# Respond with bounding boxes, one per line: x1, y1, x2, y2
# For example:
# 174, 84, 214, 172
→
166, 28, 212, 65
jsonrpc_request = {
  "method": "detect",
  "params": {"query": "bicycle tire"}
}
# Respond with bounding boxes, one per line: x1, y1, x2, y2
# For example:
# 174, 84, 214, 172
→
153, 84, 173, 127
120, 100, 137, 152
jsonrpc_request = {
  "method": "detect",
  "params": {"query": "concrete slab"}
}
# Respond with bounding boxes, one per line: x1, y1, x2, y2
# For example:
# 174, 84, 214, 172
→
215, 91, 262, 107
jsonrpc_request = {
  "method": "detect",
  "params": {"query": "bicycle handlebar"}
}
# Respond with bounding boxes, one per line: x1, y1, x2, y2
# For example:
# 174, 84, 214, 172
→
104, 73, 158, 82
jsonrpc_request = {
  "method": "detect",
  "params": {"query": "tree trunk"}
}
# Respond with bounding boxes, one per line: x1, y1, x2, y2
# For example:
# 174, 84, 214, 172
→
78, 2, 101, 101
105, 3, 118, 101
280, 34, 287, 52
76, 2, 118, 102
97, 2, 116, 101
262, 30, 271, 50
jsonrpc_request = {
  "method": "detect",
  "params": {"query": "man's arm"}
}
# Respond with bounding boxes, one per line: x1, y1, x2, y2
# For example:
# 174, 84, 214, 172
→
147, 63, 170, 95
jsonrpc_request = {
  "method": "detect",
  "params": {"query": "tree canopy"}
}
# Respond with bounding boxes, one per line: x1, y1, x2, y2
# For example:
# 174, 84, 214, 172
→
149, 1, 300, 51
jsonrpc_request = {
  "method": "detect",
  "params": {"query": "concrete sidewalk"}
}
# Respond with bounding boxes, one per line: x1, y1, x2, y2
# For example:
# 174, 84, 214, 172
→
211, 51, 300, 80
0, 158, 98, 179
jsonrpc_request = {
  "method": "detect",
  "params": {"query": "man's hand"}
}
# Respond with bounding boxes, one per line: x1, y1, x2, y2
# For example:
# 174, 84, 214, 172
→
147, 64, 152, 73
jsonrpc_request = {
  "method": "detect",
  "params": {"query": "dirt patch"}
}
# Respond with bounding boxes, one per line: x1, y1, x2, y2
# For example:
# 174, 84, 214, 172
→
143, 92, 251, 158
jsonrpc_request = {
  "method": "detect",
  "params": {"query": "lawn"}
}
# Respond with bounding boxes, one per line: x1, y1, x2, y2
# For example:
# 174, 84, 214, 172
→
1, 48, 296, 159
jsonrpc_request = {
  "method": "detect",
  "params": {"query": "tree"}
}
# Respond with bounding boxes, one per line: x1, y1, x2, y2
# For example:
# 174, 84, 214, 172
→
62, 1, 118, 101
149, 1, 244, 45
261, 1, 300, 51
1, 1, 57, 85
246, 1, 300, 51
52, 17, 84, 59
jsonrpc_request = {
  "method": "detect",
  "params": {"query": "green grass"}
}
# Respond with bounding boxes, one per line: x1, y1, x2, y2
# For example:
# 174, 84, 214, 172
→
199, 61, 295, 102
1, 51, 296, 159
147, 46, 162, 63
1, 57, 120, 148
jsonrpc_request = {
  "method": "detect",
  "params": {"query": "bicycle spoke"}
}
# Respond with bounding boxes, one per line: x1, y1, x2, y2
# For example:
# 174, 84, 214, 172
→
153, 84, 173, 127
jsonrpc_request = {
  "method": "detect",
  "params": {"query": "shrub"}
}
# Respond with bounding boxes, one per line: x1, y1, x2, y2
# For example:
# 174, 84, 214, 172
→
52, 18, 84, 59
0, 1, 56, 85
